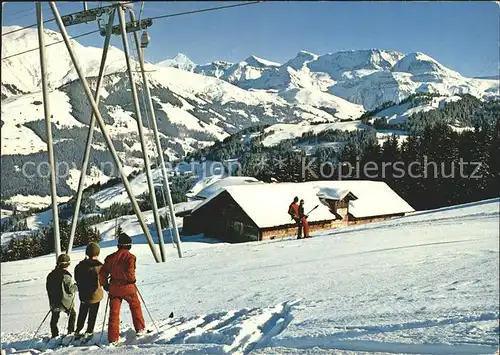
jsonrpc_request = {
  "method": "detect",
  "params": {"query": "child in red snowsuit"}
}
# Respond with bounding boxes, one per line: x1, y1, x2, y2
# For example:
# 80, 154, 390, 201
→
299, 199, 310, 238
99, 233, 146, 344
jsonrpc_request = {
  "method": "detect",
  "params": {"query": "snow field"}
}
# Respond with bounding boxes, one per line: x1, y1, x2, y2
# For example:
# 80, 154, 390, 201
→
1, 198, 498, 354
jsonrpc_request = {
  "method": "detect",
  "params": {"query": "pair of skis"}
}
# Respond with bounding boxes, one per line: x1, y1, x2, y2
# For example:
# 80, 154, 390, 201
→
43, 333, 90, 347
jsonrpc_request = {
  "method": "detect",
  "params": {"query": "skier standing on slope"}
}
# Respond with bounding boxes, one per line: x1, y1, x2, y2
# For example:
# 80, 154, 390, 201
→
299, 199, 311, 238
288, 196, 303, 239
74, 242, 103, 340
99, 233, 146, 345
46, 254, 78, 338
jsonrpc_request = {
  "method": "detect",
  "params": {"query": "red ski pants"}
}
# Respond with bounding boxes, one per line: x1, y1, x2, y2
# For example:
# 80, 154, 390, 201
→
108, 288, 145, 342
301, 217, 310, 238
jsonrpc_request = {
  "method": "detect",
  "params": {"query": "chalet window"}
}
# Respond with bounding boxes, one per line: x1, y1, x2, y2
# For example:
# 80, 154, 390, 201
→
231, 221, 244, 235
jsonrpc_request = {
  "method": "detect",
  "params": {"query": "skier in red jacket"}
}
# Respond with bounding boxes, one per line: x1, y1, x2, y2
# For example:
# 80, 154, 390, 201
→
99, 233, 146, 344
288, 196, 303, 239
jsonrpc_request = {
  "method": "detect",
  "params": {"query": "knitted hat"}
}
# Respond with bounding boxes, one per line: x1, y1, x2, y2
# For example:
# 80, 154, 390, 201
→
117, 233, 132, 247
86, 242, 100, 257
57, 253, 70, 266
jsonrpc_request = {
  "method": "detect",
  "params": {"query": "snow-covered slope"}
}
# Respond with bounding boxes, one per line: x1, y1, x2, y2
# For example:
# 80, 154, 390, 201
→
307, 49, 404, 81
1, 198, 498, 354
193, 60, 233, 79
373, 95, 462, 125
261, 121, 369, 147
278, 88, 364, 120
1, 26, 126, 97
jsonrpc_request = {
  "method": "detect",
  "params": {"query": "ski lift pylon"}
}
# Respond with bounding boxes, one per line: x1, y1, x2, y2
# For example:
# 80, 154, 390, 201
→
140, 30, 150, 48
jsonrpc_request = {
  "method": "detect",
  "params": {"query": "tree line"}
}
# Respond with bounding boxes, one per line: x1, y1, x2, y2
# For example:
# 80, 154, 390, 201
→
0, 219, 102, 262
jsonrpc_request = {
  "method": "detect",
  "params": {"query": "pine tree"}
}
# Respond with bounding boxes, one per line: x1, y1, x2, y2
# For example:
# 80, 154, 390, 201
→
115, 224, 123, 238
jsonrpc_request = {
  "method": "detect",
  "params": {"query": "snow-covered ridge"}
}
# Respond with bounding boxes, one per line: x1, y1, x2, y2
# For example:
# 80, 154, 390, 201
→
157, 49, 498, 110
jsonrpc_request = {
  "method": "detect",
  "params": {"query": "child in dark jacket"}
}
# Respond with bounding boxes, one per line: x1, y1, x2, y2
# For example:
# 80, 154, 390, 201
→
74, 242, 104, 339
46, 254, 78, 338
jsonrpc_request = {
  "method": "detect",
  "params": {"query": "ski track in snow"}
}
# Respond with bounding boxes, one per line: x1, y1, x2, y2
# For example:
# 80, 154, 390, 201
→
2, 301, 298, 355
269, 312, 499, 354
2, 308, 498, 354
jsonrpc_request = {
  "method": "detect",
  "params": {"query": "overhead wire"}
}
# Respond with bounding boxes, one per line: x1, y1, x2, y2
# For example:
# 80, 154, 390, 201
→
1, 0, 138, 37
149, 1, 261, 21
2, 6, 36, 19
2, 1, 264, 61
2, 29, 101, 61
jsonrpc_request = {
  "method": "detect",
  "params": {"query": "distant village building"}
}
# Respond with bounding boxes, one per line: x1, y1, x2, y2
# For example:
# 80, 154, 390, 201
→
181, 180, 414, 242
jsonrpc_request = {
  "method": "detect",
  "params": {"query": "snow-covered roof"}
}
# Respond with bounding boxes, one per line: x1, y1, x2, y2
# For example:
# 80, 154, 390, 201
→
316, 188, 357, 201
194, 176, 264, 200
186, 175, 223, 199
191, 180, 414, 229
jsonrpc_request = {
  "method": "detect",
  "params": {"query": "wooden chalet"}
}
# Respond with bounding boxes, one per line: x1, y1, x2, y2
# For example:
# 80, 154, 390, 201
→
182, 180, 414, 242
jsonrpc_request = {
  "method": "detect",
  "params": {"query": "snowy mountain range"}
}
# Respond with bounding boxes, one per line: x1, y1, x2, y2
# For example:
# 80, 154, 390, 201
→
1, 24, 498, 206
163, 49, 499, 110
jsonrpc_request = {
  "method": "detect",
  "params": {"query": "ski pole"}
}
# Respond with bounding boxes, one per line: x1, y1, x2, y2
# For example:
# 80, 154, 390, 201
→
307, 205, 319, 215
135, 285, 160, 333
99, 295, 110, 345
28, 309, 51, 349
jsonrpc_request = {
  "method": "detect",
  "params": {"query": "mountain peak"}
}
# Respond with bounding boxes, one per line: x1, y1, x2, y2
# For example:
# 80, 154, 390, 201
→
284, 50, 319, 70
297, 50, 318, 56
244, 55, 280, 68
157, 53, 196, 71
391, 52, 454, 76
306, 49, 404, 81
172, 53, 193, 62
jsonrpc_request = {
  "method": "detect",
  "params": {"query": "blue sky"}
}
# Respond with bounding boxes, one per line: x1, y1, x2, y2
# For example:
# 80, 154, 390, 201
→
2, 1, 499, 77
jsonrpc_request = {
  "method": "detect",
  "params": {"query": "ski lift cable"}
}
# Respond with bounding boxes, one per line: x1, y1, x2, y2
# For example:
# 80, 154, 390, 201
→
2, 1, 265, 61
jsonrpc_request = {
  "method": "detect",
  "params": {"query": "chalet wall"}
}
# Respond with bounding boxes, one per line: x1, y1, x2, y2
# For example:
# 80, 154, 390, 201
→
322, 199, 349, 220
260, 213, 406, 241
261, 219, 348, 241
182, 214, 204, 235
347, 213, 405, 225
182, 192, 260, 242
